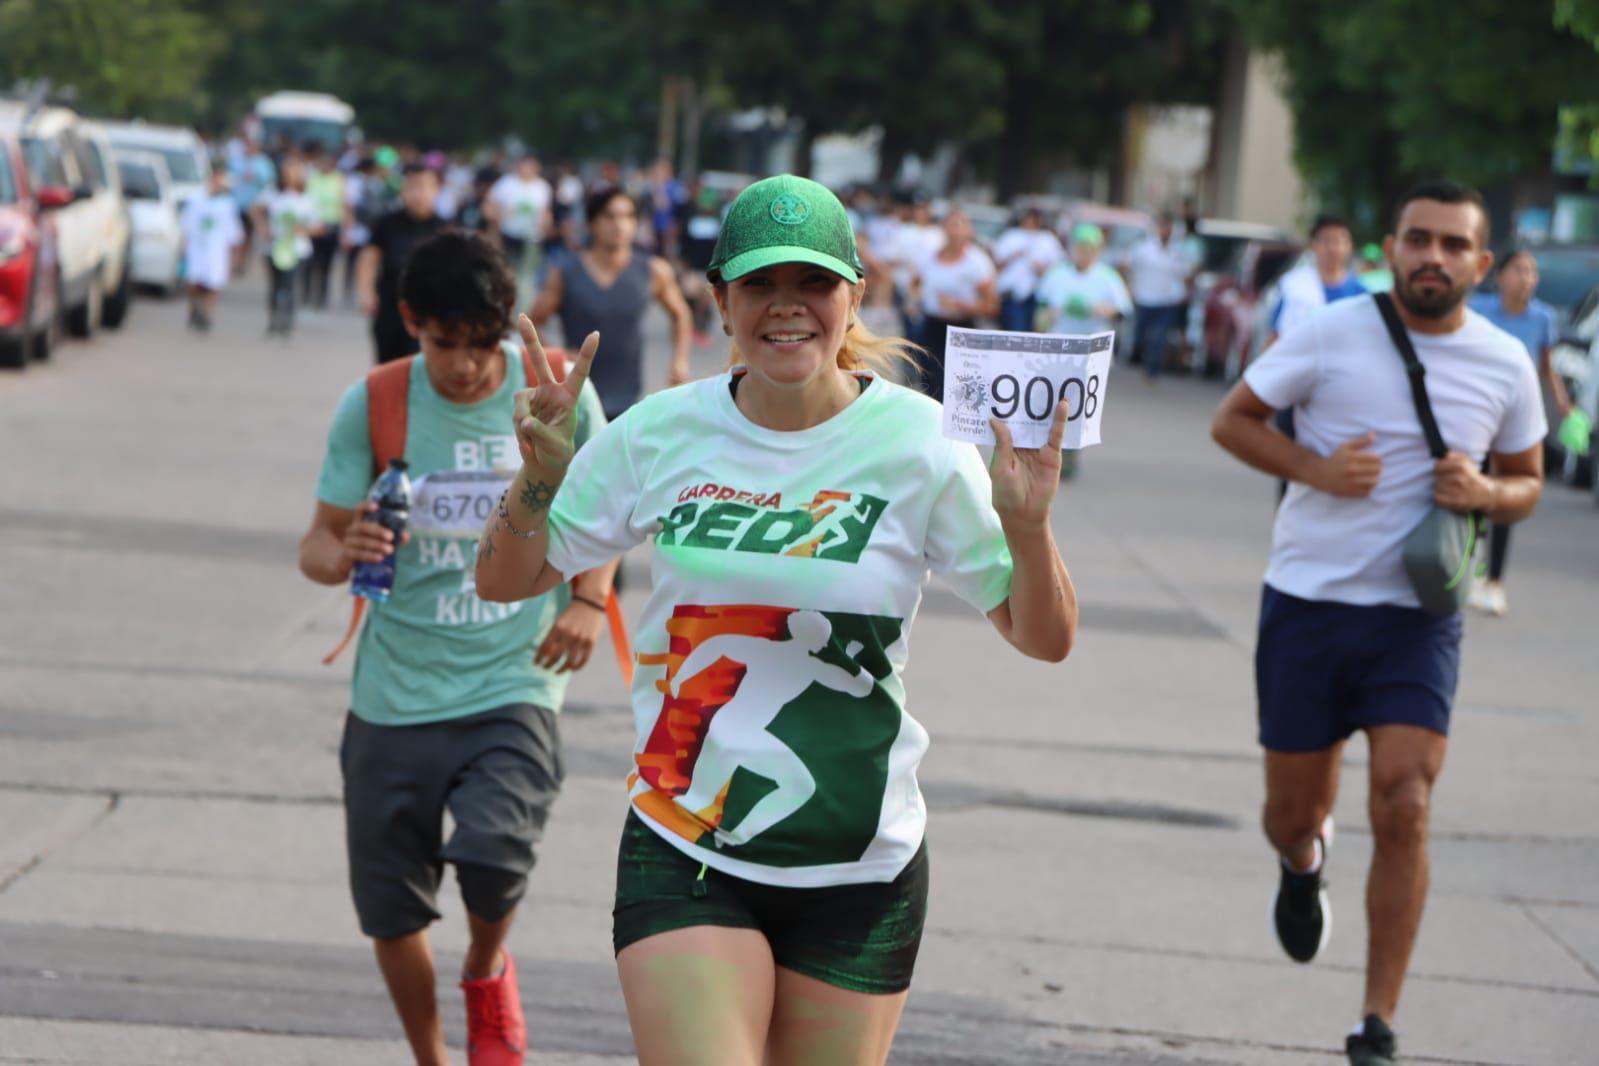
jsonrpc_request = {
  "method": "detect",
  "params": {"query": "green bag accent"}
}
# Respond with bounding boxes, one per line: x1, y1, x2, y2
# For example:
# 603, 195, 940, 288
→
1558, 408, 1592, 457
1373, 293, 1480, 617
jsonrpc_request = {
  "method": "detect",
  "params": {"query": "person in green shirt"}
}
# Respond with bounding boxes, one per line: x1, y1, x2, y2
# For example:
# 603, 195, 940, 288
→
298, 230, 613, 1066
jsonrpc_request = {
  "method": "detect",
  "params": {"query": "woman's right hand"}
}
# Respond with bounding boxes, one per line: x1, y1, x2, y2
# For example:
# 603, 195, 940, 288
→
340, 500, 408, 570
512, 315, 599, 471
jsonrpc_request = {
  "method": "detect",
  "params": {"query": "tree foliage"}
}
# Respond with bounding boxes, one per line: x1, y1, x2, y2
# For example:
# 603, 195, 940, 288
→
1228, 0, 1599, 226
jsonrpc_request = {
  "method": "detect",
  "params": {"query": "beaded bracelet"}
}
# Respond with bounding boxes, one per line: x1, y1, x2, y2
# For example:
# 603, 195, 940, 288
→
496, 491, 543, 539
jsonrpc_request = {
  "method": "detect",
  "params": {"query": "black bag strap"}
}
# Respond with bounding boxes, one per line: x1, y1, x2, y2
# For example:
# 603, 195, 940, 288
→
1373, 292, 1448, 460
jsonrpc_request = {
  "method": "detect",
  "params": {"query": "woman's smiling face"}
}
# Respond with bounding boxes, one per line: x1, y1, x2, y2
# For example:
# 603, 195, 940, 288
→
716, 262, 862, 388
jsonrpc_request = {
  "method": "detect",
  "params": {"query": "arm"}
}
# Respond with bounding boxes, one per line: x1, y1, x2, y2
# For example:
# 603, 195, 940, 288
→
1434, 444, 1543, 525
532, 556, 621, 673
475, 319, 600, 603
975, 276, 1001, 319
299, 500, 406, 585
651, 257, 694, 384
1540, 346, 1573, 417
526, 264, 564, 327
1210, 380, 1380, 496
355, 245, 381, 318
983, 404, 1077, 662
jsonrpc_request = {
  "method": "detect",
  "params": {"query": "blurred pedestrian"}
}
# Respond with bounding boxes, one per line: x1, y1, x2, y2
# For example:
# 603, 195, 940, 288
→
1271, 215, 1367, 343
526, 186, 693, 420
487, 155, 553, 284
179, 169, 243, 332
882, 197, 944, 344
1127, 212, 1195, 382
907, 208, 998, 401
1035, 223, 1131, 335
302, 143, 347, 310
252, 157, 316, 338
1358, 242, 1394, 293
992, 207, 1063, 332
475, 174, 1076, 1066
228, 138, 276, 277
300, 230, 613, 1066
1467, 249, 1568, 616
357, 163, 446, 364
1211, 181, 1546, 1066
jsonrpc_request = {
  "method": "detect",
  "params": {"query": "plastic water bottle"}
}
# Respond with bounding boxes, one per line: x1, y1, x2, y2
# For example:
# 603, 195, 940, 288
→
350, 459, 412, 604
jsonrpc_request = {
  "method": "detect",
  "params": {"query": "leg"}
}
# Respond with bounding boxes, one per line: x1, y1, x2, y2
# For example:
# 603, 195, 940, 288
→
617, 926, 776, 1066
1363, 723, 1447, 1023
766, 969, 908, 1066
460, 883, 518, 980
373, 930, 452, 1066
1263, 744, 1343, 870
1488, 522, 1510, 583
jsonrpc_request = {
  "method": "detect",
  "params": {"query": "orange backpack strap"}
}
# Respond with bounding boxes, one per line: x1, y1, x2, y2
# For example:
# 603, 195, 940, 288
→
366, 356, 415, 475
323, 358, 414, 666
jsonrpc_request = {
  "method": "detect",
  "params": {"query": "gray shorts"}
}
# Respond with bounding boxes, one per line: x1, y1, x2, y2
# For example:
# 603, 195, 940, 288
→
339, 703, 563, 939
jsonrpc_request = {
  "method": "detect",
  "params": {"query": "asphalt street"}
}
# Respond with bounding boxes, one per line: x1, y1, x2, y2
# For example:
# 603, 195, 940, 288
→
1, 278, 1595, 1065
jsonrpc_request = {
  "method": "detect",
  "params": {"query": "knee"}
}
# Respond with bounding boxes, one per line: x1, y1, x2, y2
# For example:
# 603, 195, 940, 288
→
1370, 781, 1431, 850
456, 862, 527, 923
1262, 797, 1325, 849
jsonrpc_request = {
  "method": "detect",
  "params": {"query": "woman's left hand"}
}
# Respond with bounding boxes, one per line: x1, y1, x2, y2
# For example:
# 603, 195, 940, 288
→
534, 599, 606, 673
989, 401, 1068, 527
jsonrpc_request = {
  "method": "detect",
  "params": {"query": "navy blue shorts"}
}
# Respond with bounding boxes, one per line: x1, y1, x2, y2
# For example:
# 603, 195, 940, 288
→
1255, 585, 1463, 753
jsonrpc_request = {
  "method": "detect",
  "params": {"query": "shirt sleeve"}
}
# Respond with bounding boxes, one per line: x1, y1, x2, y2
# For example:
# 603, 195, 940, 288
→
545, 410, 648, 578
1491, 353, 1550, 455
1243, 313, 1321, 410
1105, 268, 1133, 315
924, 441, 1014, 614
314, 380, 374, 509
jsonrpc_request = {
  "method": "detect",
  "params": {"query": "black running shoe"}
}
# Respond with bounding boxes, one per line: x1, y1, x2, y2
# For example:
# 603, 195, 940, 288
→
1346, 1014, 1398, 1065
1273, 816, 1332, 963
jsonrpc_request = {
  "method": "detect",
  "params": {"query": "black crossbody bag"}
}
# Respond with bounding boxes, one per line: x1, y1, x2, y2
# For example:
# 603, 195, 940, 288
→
1372, 293, 1482, 616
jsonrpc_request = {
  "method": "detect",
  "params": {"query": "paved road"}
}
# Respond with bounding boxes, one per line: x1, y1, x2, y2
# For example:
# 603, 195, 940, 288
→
1, 282, 1595, 1065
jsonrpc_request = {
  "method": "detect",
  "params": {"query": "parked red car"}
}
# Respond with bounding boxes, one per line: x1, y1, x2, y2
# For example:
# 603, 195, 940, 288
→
0, 101, 63, 368
1200, 238, 1301, 379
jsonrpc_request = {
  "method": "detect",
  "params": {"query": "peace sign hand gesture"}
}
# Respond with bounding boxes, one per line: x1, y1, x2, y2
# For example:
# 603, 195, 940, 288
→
988, 401, 1068, 528
512, 315, 600, 472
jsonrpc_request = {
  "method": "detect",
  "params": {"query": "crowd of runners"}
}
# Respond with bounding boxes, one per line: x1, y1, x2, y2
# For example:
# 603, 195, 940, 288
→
260, 117, 1560, 1066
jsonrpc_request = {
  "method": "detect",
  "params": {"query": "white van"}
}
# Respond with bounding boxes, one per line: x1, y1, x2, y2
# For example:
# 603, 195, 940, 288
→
254, 92, 355, 154
103, 121, 211, 209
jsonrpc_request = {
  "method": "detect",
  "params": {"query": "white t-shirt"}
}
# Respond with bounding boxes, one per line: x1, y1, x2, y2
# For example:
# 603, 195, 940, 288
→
1244, 297, 1546, 607
918, 245, 996, 318
259, 189, 315, 268
488, 174, 552, 240
179, 193, 243, 291
885, 223, 945, 293
1035, 261, 1132, 335
545, 372, 1013, 887
1127, 235, 1193, 306
992, 228, 1064, 298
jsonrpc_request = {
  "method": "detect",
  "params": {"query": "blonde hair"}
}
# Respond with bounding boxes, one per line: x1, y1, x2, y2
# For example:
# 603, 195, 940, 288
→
722, 284, 921, 377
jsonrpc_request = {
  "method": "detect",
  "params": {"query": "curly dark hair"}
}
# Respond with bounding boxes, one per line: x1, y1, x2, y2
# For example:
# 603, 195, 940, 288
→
399, 229, 516, 334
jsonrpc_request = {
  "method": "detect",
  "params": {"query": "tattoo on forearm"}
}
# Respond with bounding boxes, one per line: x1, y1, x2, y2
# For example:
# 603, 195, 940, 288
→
519, 479, 557, 515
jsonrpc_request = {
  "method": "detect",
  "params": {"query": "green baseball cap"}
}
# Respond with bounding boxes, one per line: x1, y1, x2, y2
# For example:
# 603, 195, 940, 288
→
1071, 222, 1105, 247
707, 174, 863, 284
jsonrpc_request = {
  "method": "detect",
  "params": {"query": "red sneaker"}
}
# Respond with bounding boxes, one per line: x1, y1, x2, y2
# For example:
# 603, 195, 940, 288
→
461, 951, 527, 1066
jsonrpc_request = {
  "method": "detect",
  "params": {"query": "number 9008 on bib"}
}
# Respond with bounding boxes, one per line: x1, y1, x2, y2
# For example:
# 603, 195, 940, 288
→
940, 326, 1115, 450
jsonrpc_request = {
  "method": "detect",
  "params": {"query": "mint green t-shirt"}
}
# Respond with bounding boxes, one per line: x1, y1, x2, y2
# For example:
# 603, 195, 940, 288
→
315, 346, 606, 725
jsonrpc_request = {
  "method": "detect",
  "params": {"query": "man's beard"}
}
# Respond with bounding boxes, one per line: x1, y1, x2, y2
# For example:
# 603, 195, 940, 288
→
1394, 267, 1469, 319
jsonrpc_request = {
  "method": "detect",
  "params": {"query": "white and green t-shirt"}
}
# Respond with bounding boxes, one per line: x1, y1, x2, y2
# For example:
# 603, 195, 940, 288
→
546, 371, 1013, 887
316, 347, 606, 726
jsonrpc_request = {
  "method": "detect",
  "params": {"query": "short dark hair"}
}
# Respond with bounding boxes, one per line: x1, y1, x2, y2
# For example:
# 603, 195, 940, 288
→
1495, 248, 1534, 275
585, 185, 636, 224
400, 162, 435, 180
1309, 214, 1350, 239
399, 230, 516, 334
1394, 180, 1488, 246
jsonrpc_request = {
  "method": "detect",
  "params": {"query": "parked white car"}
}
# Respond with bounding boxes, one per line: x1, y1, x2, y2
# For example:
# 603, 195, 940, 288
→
20, 108, 131, 335
102, 121, 210, 210
114, 150, 183, 294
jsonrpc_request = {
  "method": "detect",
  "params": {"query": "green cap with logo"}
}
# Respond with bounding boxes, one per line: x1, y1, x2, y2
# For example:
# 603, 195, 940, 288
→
707, 174, 863, 284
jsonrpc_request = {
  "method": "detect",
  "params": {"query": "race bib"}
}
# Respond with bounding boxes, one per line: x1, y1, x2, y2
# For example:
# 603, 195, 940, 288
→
940, 326, 1114, 450
410, 471, 511, 538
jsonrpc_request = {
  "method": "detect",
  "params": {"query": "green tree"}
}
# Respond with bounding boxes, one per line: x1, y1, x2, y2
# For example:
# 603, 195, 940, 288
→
0, 0, 221, 120
1229, 0, 1599, 226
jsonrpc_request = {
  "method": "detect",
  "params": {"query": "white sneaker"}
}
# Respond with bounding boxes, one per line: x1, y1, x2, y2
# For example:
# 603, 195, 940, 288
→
1487, 583, 1508, 616
1468, 581, 1499, 615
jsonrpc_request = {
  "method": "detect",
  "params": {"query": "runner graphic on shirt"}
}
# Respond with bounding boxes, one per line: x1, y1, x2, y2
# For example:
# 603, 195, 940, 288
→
632, 603, 905, 867
670, 611, 874, 847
